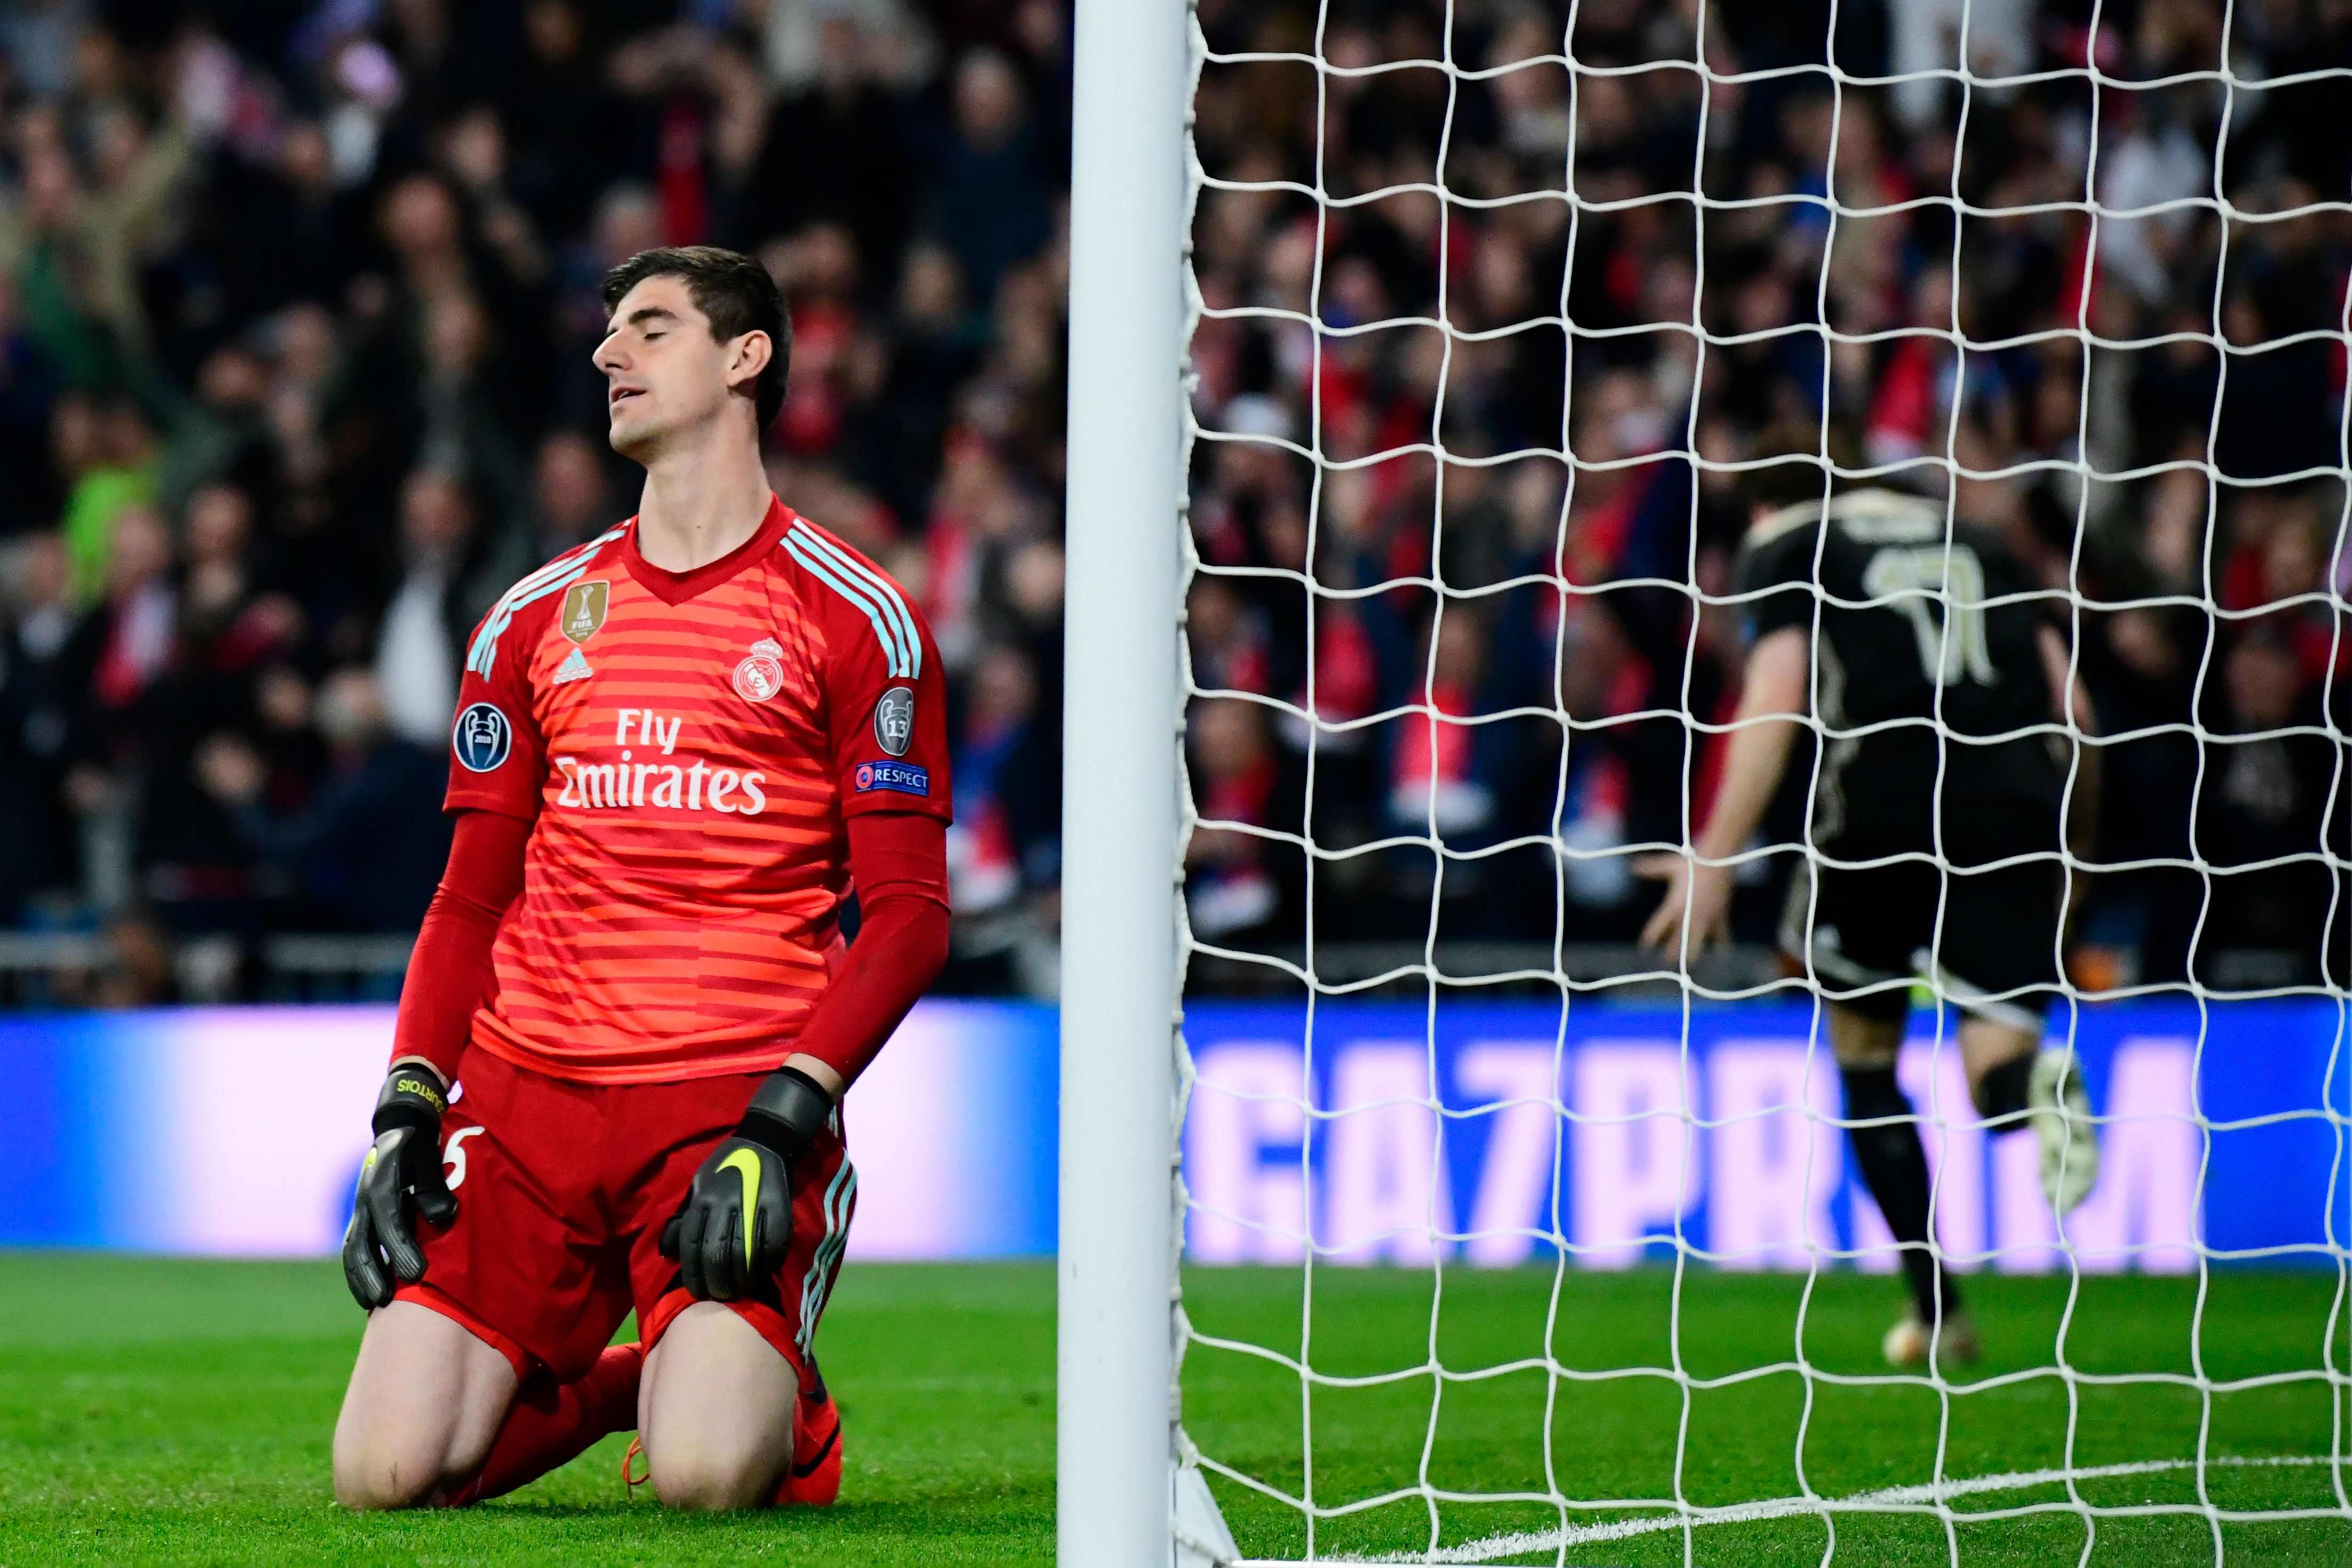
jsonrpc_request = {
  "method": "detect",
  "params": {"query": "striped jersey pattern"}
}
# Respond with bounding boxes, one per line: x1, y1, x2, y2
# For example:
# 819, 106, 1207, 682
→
445, 496, 951, 1086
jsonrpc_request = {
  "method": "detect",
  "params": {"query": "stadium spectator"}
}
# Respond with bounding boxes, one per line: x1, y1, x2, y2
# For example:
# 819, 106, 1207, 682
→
373, 466, 478, 749
469, 428, 622, 607
1185, 695, 1302, 947
739, 9, 919, 273
196, 667, 449, 932
0, 529, 87, 918
2197, 627, 2347, 985
58, 395, 156, 607
947, 641, 1058, 916
923, 49, 1053, 303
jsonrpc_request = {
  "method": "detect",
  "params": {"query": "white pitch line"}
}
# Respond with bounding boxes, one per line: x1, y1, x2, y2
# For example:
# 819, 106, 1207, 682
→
1230, 1454, 2342, 1566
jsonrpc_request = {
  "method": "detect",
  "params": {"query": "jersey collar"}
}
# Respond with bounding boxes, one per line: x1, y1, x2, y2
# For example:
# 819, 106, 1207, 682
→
622, 493, 792, 606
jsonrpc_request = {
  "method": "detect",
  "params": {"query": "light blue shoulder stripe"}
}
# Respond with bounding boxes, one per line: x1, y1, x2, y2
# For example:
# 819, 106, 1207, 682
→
783, 532, 908, 678
782, 532, 914, 679
465, 563, 595, 676
789, 525, 922, 680
493, 522, 627, 612
465, 527, 627, 677
785, 524, 915, 675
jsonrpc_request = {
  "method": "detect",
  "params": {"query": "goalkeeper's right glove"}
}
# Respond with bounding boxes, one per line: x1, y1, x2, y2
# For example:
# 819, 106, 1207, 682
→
342, 1065, 457, 1310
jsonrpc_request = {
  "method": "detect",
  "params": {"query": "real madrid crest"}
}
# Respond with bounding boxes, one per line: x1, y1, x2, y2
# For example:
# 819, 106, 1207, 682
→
732, 636, 787, 703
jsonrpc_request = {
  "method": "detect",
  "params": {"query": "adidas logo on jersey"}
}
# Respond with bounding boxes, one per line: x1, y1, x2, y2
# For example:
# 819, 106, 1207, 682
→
551, 647, 593, 685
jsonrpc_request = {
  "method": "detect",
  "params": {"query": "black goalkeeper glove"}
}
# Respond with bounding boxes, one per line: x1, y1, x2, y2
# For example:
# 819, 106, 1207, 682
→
342, 1065, 457, 1310
660, 1066, 832, 1303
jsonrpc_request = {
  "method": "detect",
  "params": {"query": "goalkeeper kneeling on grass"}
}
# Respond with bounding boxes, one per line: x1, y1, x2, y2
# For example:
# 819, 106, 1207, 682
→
1641, 480, 2100, 1368
332, 245, 950, 1509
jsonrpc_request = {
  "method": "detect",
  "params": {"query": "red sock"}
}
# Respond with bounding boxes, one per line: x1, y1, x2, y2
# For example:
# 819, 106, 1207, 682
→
768, 1384, 843, 1508
445, 1343, 644, 1507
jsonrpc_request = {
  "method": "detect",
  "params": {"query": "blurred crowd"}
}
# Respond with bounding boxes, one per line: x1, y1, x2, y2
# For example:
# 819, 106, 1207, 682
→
0, 0, 2345, 1007
1183, 0, 2352, 992
0, 0, 1071, 999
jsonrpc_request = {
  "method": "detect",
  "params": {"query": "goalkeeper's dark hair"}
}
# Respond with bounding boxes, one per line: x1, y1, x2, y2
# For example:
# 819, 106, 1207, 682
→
601, 245, 792, 435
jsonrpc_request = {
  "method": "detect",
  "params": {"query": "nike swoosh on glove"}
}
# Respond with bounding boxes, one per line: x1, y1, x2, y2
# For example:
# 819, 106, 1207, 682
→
342, 1066, 458, 1310
660, 1066, 832, 1303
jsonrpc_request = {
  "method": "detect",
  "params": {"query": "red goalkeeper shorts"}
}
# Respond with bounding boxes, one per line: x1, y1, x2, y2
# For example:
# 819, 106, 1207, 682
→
393, 1047, 856, 1387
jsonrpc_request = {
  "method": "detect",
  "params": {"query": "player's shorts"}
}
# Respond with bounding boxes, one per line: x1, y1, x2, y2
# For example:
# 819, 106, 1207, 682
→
1778, 850, 2063, 1028
393, 1048, 857, 1387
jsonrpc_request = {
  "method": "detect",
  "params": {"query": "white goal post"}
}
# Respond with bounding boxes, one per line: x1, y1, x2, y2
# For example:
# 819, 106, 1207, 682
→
1060, 1, 1190, 1565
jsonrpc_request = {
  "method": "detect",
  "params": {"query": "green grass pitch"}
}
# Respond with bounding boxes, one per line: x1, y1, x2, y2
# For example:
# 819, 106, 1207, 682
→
1, 1254, 2347, 1565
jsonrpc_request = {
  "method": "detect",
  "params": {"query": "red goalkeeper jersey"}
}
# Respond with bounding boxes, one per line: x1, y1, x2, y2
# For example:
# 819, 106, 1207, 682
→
444, 494, 951, 1085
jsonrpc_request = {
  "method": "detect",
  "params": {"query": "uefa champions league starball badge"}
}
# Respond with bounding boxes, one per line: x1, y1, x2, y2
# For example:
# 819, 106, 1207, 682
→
733, 637, 787, 703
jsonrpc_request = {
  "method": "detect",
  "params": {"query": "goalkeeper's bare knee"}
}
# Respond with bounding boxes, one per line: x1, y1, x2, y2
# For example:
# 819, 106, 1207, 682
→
332, 1301, 517, 1509
648, 1430, 783, 1510
334, 1431, 460, 1510
642, 1302, 798, 1509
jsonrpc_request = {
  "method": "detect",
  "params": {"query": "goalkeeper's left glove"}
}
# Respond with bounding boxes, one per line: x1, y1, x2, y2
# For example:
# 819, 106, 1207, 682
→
660, 1066, 832, 1303
342, 1065, 457, 1310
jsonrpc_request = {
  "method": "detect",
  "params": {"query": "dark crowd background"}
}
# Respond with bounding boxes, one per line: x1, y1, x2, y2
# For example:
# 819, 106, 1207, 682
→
1182, 0, 2352, 998
0, 0, 2341, 1006
0, 0, 1071, 1002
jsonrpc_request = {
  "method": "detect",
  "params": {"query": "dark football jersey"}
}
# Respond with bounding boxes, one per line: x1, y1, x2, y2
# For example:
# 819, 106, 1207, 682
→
1737, 489, 2065, 860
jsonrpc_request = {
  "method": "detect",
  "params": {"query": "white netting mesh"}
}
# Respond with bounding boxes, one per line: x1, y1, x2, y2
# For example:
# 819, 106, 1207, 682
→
1170, 0, 2352, 1561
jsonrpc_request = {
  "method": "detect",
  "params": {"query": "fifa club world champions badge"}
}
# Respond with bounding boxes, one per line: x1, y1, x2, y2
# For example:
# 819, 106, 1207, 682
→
560, 580, 608, 643
733, 637, 787, 703
552, 579, 607, 686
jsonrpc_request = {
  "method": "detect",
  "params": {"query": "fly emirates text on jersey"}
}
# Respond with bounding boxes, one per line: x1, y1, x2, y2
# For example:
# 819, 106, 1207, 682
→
551, 706, 770, 815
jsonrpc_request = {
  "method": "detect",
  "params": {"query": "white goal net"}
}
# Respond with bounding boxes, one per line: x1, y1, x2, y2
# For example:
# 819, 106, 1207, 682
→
1169, 0, 2352, 1561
